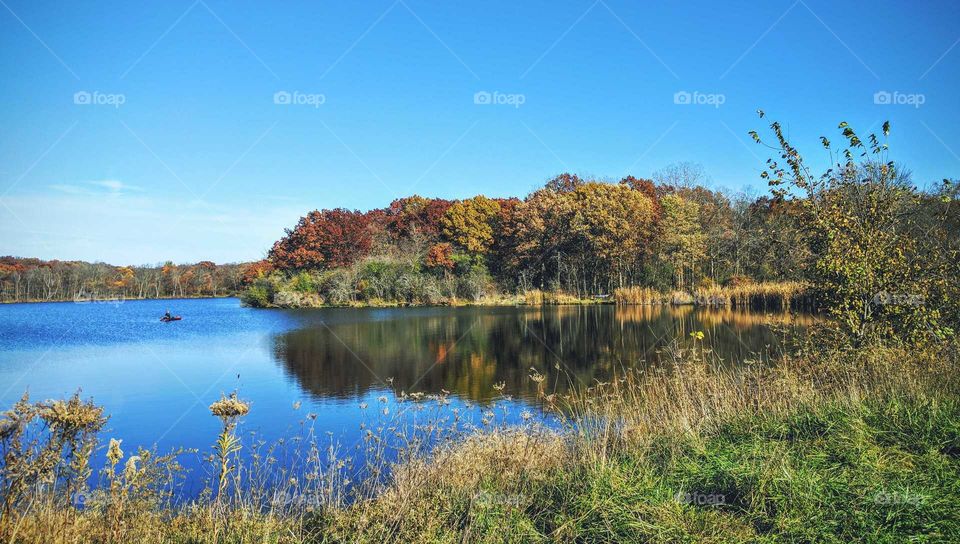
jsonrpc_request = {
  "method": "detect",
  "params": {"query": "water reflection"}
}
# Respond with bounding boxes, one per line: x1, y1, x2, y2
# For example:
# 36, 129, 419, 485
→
273, 305, 814, 402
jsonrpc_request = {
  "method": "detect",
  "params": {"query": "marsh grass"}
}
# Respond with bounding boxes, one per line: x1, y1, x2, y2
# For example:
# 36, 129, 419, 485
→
523, 289, 602, 305
692, 281, 812, 310
1, 335, 957, 542
613, 281, 812, 310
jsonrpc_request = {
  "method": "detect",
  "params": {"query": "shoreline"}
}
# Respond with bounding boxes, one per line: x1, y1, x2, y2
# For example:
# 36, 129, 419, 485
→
0, 294, 238, 306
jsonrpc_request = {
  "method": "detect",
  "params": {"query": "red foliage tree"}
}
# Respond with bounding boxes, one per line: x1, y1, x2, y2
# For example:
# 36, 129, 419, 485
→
424, 242, 455, 270
385, 196, 453, 239
269, 209, 372, 270
240, 259, 275, 285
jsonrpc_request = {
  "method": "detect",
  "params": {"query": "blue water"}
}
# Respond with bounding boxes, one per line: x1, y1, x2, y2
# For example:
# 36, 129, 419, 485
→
0, 298, 800, 494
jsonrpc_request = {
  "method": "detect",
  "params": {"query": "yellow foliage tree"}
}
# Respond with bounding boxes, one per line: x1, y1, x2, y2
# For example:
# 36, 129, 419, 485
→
441, 196, 501, 254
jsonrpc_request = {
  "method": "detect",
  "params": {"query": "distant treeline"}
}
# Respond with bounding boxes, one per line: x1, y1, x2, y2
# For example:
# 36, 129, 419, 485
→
0, 257, 257, 303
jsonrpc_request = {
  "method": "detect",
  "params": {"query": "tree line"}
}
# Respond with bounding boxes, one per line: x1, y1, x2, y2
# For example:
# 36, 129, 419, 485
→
253, 117, 958, 343
261, 166, 814, 298
258, 163, 952, 301
0, 257, 256, 303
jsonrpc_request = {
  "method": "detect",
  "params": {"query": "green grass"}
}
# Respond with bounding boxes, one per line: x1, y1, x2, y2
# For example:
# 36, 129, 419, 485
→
321, 396, 958, 543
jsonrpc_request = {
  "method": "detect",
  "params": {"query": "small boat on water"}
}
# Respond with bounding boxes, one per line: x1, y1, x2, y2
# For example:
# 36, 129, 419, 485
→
160, 315, 182, 322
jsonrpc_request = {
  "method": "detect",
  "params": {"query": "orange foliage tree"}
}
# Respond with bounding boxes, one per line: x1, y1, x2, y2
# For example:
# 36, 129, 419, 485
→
424, 243, 455, 270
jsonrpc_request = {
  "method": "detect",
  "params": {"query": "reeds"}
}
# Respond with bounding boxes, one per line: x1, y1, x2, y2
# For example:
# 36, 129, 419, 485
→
693, 281, 811, 310
613, 281, 813, 310
611, 286, 668, 305
557, 337, 949, 450
522, 289, 596, 305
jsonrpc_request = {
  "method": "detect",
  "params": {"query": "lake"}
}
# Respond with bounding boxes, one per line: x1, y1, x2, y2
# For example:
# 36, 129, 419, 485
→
0, 297, 812, 492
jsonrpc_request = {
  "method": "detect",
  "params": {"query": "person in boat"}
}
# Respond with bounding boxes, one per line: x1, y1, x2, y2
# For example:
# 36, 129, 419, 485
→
164, 310, 172, 320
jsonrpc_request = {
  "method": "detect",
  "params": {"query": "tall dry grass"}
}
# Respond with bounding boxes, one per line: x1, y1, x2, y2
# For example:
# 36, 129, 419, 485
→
611, 286, 667, 305
522, 289, 596, 305
321, 336, 959, 541
2, 334, 956, 542
559, 338, 950, 452
614, 281, 812, 310
693, 281, 811, 310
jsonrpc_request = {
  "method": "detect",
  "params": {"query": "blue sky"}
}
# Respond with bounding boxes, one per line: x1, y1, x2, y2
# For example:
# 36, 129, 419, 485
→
1, 0, 958, 265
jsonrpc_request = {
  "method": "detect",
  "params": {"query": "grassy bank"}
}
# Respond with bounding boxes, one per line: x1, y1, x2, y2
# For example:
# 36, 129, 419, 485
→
320, 341, 958, 542
3, 339, 957, 542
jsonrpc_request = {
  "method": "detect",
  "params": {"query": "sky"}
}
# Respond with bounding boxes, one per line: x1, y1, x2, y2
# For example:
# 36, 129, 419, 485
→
1, 0, 958, 265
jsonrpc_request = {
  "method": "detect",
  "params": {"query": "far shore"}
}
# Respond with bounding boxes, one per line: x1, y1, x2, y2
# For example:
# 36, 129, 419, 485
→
0, 294, 237, 305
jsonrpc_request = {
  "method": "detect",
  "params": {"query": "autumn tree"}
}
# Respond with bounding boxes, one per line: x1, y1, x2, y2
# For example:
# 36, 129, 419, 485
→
507, 187, 577, 290
568, 182, 658, 289
675, 185, 734, 283
270, 209, 373, 270
240, 260, 275, 285
544, 172, 584, 193
113, 266, 135, 289
500, 181, 659, 293
752, 114, 956, 342
424, 242, 455, 271
659, 194, 706, 290
441, 196, 501, 255
619, 175, 662, 221
0, 257, 246, 302
736, 196, 812, 281
488, 197, 524, 285
385, 196, 453, 239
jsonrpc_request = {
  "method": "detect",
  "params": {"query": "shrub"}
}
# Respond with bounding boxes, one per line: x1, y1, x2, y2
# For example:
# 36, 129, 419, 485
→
240, 276, 275, 307
289, 271, 318, 294
319, 269, 356, 305
456, 263, 495, 301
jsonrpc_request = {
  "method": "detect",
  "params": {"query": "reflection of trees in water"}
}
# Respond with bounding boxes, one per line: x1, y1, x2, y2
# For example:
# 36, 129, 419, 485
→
272, 306, 811, 402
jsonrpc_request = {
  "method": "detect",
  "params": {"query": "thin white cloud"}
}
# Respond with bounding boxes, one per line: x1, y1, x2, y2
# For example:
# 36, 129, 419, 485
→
89, 179, 142, 192
48, 180, 142, 196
